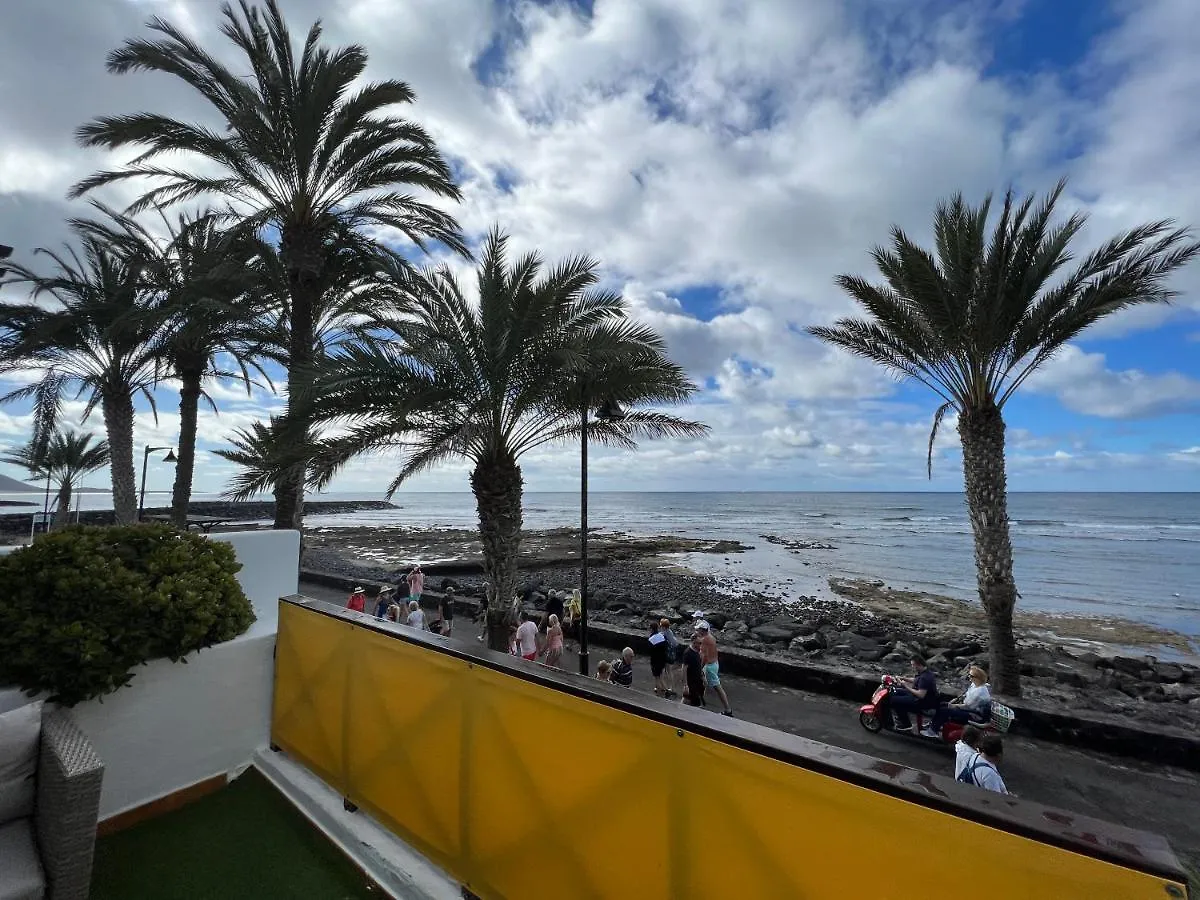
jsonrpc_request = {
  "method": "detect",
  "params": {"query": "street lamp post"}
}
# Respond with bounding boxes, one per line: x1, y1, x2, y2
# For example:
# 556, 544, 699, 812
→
138, 446, 178, 521
578, 398, 625, 677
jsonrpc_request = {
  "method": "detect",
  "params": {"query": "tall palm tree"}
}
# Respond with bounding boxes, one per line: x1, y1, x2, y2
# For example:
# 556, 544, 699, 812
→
2, 430, 111, 529
0, 230, 162, 524
79, 208, 272, 527
808, 181, 1200, 696
303, 230, 708, 649
244, 232, 412, 525
71, 0, 467, 531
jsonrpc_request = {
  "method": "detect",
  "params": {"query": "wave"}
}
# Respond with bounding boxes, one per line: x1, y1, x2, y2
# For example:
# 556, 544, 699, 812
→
880, 506, 921, 511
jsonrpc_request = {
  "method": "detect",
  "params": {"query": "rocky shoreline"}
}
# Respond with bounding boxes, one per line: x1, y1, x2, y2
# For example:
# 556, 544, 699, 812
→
300, 525, 1200, 734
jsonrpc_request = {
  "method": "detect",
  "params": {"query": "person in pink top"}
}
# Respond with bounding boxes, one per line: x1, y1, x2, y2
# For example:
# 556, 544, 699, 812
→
542, 614, 564, 668
346, 586, 366, 613
406, 566, 424, 602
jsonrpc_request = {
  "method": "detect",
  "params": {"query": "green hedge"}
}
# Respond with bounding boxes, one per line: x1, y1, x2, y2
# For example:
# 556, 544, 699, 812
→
0, 524, 255, 706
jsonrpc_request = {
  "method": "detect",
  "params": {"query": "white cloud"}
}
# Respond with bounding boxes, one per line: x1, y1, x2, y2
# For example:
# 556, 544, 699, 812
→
1025, 344, 1200, 419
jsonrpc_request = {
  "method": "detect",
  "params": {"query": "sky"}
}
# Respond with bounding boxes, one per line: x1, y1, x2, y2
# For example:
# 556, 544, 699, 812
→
1, 0, 1199, 497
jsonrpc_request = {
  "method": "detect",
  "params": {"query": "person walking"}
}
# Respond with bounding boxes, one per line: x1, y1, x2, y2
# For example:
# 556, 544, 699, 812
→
406, 566, 425, 604
437, 588, 456, 636
954, 724, 983, 780
682, 632, 706, 707
372, 585, 395, 619
958, 733, 1009, 794
696, 621, 733, 716
543, 614, 564, 668
405, 599, 427, 631
649, 623, 670, 697
516, 611, 539, 661
477, 584, 492, 642
660, 618, 682, 695
346, 586, 367, 614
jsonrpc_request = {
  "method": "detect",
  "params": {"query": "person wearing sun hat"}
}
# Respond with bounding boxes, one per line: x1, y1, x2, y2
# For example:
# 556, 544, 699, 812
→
695, 620, 733, 716
346, 585, 367, 614
372, 584, 396, 619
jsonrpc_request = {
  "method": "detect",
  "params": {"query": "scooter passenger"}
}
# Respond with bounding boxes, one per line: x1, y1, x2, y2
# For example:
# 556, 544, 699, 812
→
923, 665, 991, 738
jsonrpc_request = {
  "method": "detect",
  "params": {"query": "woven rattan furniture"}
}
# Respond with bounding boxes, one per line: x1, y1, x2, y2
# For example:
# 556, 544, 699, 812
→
0, 708, 104, 900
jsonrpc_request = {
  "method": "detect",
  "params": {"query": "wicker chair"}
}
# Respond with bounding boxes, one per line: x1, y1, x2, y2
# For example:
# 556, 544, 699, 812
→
0, 709, 104, 900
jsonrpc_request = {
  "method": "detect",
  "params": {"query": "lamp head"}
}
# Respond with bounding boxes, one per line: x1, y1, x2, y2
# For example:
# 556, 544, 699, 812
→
595, 399, 625, 422
163, 450, 178, 463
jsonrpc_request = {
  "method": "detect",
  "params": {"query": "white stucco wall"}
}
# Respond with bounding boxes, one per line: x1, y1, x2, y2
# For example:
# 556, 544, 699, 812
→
0, 529, 300, 819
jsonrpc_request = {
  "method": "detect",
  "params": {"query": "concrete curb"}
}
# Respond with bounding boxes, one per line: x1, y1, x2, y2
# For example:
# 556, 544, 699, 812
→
298, 574, 1200, 772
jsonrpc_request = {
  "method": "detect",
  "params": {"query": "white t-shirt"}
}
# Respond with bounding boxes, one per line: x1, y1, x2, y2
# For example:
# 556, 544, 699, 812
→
962, 752, 1008, 794
954, 740, 976, 780
964, 683, 992, 713
517, 621, 538, 655
406, 609, 426, 630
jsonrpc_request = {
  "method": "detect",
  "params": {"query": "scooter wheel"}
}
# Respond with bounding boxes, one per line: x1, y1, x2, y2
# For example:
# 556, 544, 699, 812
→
859, 711, 883, 733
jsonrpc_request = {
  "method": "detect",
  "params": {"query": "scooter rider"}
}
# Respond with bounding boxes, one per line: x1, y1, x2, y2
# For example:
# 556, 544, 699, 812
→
891, 655, 938, 733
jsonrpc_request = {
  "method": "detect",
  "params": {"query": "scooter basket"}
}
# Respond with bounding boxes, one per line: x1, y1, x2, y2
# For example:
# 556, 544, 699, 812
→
990, 702, 1015, 733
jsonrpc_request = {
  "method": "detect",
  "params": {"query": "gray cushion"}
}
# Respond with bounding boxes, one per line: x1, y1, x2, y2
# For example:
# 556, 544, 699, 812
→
0, 702, 41, 826
0, 818, 45, 900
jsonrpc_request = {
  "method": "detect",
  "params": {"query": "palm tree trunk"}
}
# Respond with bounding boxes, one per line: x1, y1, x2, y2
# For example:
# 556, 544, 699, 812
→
471, 450, 525, 652
958, 404, 1021, 697
53, 482, 72, 530
171, 369, 202, 528
276, 226, 319, 533
102, 393, 138, 525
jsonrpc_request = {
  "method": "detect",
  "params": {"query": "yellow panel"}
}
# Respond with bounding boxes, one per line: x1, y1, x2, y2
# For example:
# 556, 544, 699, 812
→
272, 602, 1187, 900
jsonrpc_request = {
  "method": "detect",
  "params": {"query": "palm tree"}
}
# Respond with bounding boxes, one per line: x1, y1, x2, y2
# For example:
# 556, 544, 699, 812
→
243, 232, 413, 525
71, 0, 467, 531
79, 208, 272, 527
303, 230, 708, 649
808, 181, 1200, 696
2, 430, 111, 529
0, 230, 162, 525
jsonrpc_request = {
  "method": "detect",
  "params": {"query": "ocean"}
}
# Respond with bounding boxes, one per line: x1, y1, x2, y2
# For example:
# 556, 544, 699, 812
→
4, 490, 1197, 641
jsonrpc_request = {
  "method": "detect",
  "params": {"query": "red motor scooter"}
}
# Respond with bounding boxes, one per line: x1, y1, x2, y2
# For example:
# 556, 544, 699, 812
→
858, 674, 1014, 745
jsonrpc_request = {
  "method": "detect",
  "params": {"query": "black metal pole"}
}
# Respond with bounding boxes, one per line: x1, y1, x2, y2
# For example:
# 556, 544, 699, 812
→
578, 404, 589, 676
138, 445, 150, 521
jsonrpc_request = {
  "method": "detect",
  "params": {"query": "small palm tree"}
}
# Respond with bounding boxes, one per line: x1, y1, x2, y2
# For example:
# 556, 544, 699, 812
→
304, 230, 708, 649
72, 0, 466, 531
809, 181, 1200, 696
2, 430, 111, 529
79, 208, 272, 527
0, 228, 162, 524
212, 417, 290, 502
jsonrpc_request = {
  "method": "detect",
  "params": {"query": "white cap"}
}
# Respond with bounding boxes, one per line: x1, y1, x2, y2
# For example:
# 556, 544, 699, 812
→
695, 620, 710, 631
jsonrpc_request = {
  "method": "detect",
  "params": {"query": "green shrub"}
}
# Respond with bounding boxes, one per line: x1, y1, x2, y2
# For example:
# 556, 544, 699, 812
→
0, 524, 255, 705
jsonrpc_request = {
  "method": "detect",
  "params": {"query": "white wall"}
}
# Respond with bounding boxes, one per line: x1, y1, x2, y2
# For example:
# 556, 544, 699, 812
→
0, 529, 300, 819
211, 529, 300, 637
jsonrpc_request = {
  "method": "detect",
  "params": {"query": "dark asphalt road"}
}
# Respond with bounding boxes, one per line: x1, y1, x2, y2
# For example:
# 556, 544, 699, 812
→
297, 580, 1200, 880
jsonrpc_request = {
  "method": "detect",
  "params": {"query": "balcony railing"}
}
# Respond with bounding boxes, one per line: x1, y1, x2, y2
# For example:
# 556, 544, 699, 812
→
272, 595, 1189, 900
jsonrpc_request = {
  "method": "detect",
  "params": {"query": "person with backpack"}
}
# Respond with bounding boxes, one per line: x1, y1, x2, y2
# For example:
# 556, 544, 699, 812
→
957, 733, 1008, 794
953, 724, 983, 780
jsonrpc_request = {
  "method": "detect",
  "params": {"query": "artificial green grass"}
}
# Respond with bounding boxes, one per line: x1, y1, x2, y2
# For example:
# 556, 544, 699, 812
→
90, 767, 377, 900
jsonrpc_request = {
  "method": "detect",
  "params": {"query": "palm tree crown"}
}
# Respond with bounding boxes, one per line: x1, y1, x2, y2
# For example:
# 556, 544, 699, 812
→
72, 0, 465, 258
809, 180, 1199, 695
809, 180, 1200, 473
